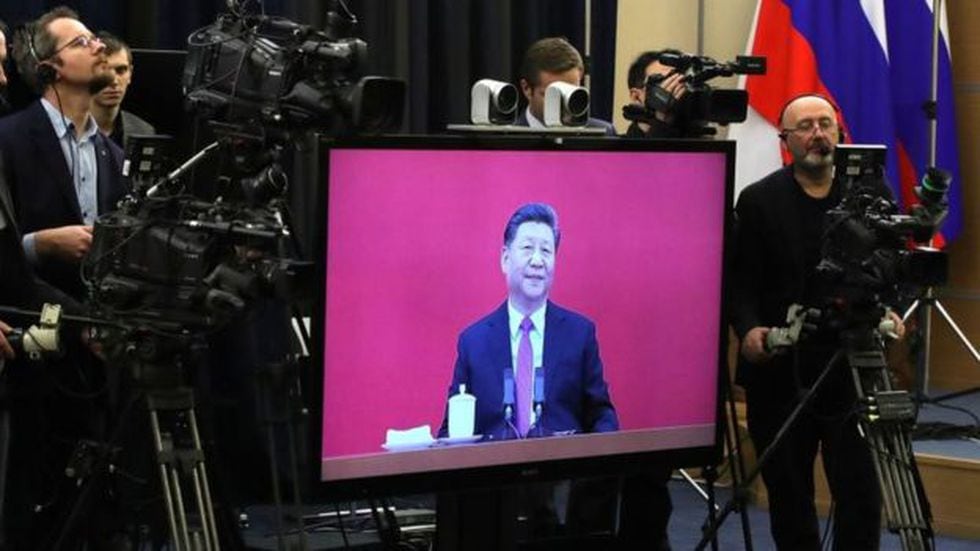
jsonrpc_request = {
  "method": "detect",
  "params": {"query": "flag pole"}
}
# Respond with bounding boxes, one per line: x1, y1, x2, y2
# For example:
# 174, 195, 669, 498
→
928, 0, 940, 166
906, 0, 980, 403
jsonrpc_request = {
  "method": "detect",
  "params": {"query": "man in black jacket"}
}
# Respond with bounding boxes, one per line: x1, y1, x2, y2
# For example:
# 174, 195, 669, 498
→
731, 93, 901, 550
1, 154, 84, 549
2, 7, 126, 301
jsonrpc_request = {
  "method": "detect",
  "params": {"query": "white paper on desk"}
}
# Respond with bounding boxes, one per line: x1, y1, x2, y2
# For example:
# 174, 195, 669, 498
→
384, 425, 434, 447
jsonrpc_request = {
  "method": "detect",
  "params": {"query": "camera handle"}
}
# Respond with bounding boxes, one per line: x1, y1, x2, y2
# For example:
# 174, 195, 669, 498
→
146, 140, 222, 198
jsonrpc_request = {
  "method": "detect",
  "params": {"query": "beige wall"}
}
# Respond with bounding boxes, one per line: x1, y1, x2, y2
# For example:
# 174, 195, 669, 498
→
614, 0, 980, 390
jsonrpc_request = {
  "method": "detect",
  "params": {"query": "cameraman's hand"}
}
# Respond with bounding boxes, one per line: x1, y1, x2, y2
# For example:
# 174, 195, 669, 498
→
655, 72, 686, 122
0, 320, 14, 360
881, 309, 906, 340
741, 326, 772, 364
35, 225, 93, 263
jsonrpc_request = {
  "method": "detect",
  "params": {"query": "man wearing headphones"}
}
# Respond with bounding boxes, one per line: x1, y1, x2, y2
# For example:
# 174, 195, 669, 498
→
0, 8, 127, 548
731, 94, 901, 549
0, 6, 126, 301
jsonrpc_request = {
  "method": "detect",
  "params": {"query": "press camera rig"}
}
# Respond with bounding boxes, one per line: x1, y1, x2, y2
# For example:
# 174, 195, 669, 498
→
68, 2, 406, 547
817, 144, 949, 302
623, 52, 766, 137
760, 145, 950, 551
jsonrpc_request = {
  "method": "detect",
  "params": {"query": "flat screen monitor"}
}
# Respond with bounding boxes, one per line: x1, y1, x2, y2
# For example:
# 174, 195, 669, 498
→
128, 49, 187, 139
310, 136, 733, 497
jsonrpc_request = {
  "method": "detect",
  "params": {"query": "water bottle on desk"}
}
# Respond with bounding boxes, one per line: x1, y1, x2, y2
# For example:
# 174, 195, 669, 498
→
447, 383, 476, 439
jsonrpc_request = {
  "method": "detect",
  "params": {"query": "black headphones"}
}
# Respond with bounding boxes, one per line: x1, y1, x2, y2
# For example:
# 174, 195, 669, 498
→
776, 92, 846, 143
23, 23, 58, 87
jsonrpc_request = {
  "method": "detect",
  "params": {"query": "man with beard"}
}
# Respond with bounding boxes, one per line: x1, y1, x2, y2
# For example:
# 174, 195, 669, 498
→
731, 94, 901, 550
0, 8, 127, 548
0, 6, 126, 301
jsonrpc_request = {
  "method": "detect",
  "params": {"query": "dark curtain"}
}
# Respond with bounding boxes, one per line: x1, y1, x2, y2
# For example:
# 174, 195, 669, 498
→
2, 0, 617, 132
0, 1, 309, 48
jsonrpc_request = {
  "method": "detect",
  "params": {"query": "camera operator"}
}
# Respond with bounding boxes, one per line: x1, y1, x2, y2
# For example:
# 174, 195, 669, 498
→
623, 49, 687, 138
731, 93, 904, 550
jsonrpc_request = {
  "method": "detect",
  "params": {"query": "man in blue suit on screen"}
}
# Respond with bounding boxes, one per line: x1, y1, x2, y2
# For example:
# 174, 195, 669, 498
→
439, 203, 618, 441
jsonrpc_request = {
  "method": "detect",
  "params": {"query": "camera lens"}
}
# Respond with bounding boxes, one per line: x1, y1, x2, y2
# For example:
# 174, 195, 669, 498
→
565, 88, 589, 118
493, 85, 518, 115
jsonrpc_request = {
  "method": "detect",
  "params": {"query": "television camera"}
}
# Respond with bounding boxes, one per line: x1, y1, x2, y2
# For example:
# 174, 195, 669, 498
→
68, 2, 406, 547
623, 52, 765, 137
817, 144, 949, 308
88, 1, 405, 345
181, 3, 405, 135
760, 146, 950, 550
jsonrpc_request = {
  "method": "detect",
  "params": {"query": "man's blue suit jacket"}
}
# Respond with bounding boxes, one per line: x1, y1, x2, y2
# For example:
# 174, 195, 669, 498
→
0, 101, 127, 299
515, 111, 617, 136
439, 301, 618, 440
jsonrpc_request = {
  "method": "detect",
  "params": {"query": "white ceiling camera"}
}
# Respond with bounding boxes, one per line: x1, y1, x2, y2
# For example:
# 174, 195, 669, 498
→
544, 81, 589, 127
470, 79, 519, 125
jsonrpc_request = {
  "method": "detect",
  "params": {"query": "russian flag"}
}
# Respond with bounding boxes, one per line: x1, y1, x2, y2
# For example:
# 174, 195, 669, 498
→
729, 0, 962, 243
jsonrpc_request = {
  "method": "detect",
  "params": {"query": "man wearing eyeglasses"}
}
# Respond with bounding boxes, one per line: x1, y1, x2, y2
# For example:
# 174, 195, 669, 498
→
0, 7, 127, 548
0, 6, 126, 301
731, 94, 899, 550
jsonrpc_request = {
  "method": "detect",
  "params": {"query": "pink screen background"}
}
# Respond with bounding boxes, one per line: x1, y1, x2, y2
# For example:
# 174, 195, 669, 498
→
321, 148, 727, 458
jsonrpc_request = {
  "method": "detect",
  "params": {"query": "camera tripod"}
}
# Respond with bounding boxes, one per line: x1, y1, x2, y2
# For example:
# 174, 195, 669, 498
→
902, 288, 980, 402
903, 0, 980, 404
50, 333, 233, 551
680, 349, 754, 551
697, 318, 933, 550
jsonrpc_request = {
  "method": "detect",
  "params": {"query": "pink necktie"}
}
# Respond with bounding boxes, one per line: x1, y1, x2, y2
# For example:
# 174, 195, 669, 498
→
516, 316, 534, 436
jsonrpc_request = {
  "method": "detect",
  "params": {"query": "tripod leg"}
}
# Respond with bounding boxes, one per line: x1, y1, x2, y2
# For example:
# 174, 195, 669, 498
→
169, 452, 193, 549
678, 469, 713, 504
150, 409, 187, 550
285, 413, 310, 551
188, 408, 221, 551
932, 300, 980, 362
722, 362, 754, 551
901, 299, 920, 322
849, 348, 933, 550
702, 465, 719, 551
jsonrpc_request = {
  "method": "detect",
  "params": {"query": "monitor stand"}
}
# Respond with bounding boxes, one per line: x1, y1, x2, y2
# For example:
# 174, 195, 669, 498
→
436, 488, 519, 551
436, 484, 618, 550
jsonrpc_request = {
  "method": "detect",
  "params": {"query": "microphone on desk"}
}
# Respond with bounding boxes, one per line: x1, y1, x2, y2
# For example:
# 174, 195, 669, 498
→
502, 367, 515, 421
530, 367, 545, 435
